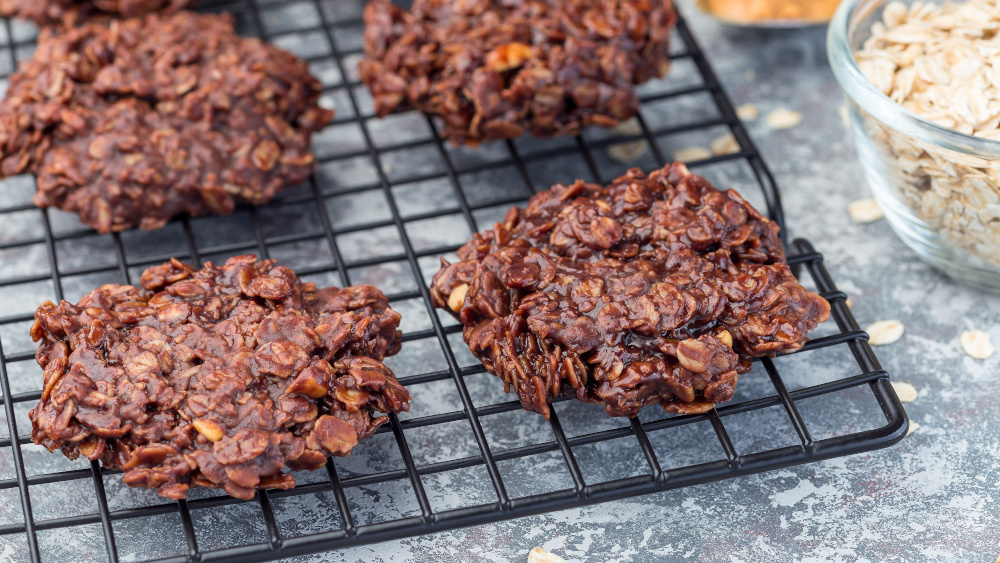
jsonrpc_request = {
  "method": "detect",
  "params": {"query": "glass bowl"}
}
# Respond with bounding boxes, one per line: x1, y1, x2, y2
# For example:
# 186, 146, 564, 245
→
828, 0, 1000, 292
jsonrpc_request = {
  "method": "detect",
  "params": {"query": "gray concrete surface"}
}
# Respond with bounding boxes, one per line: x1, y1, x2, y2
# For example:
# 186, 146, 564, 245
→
0, 1, 996, 562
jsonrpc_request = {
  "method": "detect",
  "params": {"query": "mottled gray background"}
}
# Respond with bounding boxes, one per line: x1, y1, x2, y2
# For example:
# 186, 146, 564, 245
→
314, 3, 998, 562
0, 0, 996, 562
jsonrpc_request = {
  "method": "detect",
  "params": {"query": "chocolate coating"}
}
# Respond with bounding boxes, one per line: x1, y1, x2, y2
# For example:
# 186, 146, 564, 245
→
431, 163, 830, 418
29, 255, 409, 500
0, 0, 196, 27
360, 0, 676, 145
0, 12, 333, 233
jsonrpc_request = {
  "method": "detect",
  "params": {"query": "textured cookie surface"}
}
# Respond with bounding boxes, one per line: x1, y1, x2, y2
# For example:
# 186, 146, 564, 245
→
0, 12, 333, 232
431, 163, 830, 418
0, 0, 196, 27
30, 255, 408, 500
360, 0, 676, 145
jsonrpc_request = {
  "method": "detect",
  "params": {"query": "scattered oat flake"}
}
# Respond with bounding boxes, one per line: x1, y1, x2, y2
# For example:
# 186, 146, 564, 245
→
907, 420, 919, 436
960, 330, 995, 359
765, 108, 803, 129
528, 547, 567, 563
610, 116, 642, 136
845, 297, 853, 309
672, 146, 712, 162
891, 381, 917, 402
838, 104, 850, 128
607, 117, 649, 162
736, 103, 759, 121
866, 319, 904, 345
710, 132, 740, 156
608, 139, 649, 163
848, 198, 884, 223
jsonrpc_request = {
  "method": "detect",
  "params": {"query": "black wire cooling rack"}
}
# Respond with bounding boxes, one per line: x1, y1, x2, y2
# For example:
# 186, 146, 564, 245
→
0, 1, 907, 561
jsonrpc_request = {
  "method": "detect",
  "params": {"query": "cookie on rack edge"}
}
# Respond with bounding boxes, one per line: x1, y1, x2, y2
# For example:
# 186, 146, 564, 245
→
0, 0, 196, 27
0, 11, 333, 233
360, 0, 676, 145
430, 162, 830, 418
29, 255, 410, 500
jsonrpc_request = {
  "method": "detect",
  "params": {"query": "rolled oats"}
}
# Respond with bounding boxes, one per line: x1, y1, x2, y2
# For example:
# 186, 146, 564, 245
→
0, 12, 333, 233
848, 198, 885, 223
673, 146, 712, 162
607, 118, 650, 163
960, 329, 995, 359
608, 140, 650, 163
765, 108, 803, 129
360, 0, 677, 145
29, 255, 409, 500
854, 0, 1000, 266
907, 420, 919, 436
711, 132, 741, 156
737, 103, 760, 121
866, 319, 904, 345
0, 0, 196, 26
611, 117, 643, 137
431, 163, 830, 419
891, 381, 918, 402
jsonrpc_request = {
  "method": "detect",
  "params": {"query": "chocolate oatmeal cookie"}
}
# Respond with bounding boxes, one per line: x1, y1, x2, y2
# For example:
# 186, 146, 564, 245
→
431, 163, 830, 418
0, 12, 333, 233
359, 0, 676, 145
29, 255, 409, 500
0, 0, 195, 27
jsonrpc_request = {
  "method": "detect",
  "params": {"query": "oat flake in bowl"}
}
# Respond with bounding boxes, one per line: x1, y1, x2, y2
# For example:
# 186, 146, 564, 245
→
830, 0, 1000, 291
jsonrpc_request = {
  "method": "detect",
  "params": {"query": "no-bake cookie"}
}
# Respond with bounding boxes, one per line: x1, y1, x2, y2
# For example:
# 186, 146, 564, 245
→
0, 0, 195, 27
360, 0, 676, 145
0, 12, 333, 233
29, 255, 409, 500
431, 163, 830, 418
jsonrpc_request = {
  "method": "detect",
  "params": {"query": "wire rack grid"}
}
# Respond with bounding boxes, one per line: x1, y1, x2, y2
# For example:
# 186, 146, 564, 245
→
0, 0, 906, 561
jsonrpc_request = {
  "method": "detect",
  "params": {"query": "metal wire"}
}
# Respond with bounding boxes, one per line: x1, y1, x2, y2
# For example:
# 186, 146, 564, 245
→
0, 1, 907, 561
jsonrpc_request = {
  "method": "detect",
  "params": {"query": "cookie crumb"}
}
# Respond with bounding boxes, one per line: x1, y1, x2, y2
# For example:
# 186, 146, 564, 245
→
736, 103, 759, 121
848, 198, 884, 223
710, 132, 740, 156
528, 547, 567, 563
960, 330, 995, 359
891, 381, 917, 402
766, 108, 803, 129
673, 146, 712, 162
866, 319, 904, 345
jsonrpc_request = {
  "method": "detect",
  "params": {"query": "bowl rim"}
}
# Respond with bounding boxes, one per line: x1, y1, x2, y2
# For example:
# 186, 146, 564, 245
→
827, 0, 1000, 158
